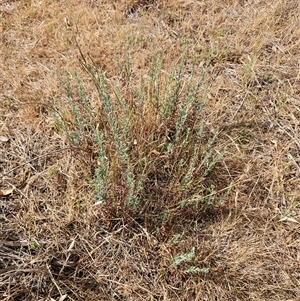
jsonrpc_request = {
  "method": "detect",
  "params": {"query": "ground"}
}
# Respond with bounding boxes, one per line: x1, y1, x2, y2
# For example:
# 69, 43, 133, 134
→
1, 0, 300, 300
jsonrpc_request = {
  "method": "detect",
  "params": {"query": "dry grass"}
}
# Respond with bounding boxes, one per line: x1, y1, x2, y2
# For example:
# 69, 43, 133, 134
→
1, 0, 300, 300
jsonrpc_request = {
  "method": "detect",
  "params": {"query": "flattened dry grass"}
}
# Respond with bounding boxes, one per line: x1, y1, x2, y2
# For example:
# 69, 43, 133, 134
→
1, 0, 300, 300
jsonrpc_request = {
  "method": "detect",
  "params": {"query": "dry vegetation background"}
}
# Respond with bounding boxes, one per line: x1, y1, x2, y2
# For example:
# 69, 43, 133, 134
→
1, 0, 300, 300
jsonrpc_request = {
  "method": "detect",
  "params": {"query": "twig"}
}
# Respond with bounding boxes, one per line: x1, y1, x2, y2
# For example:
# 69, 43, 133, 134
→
0, 147, 72, 178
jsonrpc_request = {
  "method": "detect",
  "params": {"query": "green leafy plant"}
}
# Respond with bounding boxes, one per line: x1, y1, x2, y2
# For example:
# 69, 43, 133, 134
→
170, 251, 196, 268
53, 44, 230, 229
169, 251, 209, 279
